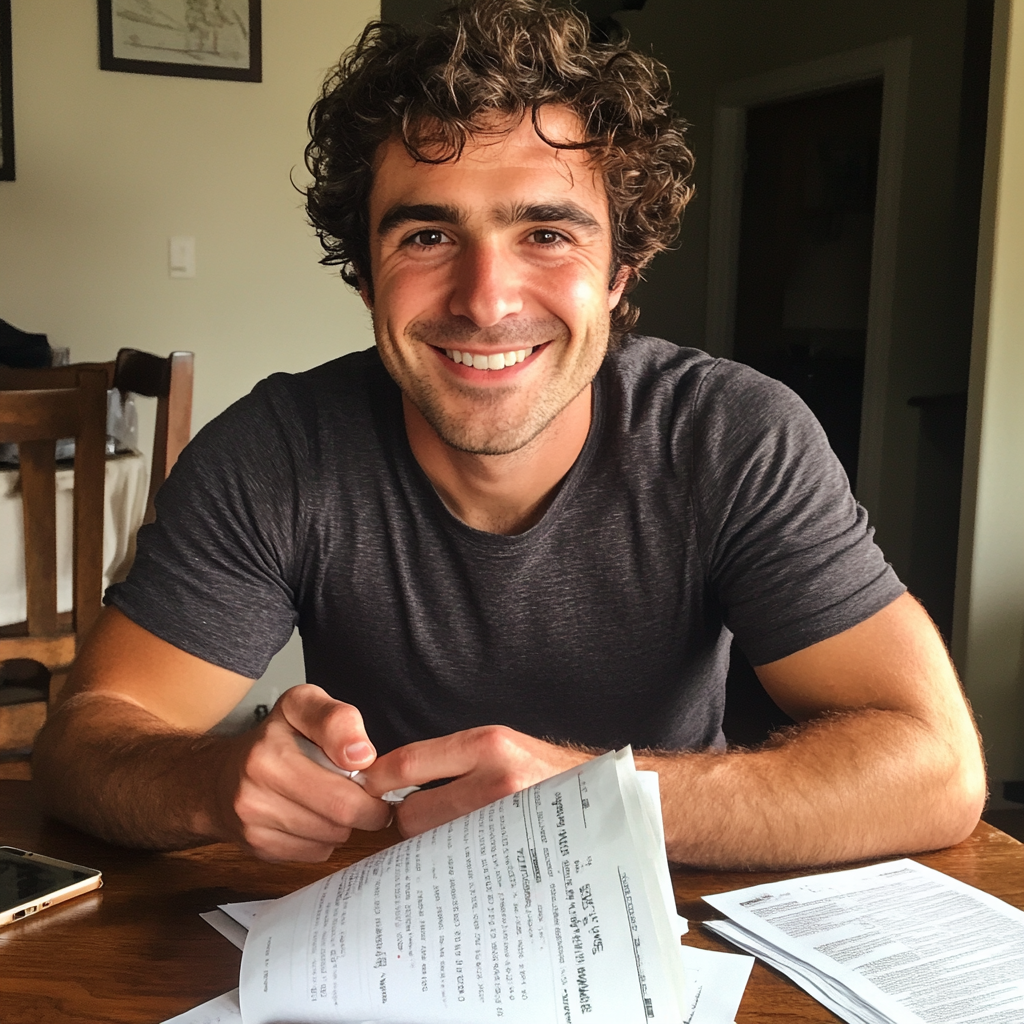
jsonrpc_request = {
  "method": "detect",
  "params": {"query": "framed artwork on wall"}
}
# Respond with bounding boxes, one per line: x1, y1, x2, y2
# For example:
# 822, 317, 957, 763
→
0, 0, 14, 181
98, 0, 262, 82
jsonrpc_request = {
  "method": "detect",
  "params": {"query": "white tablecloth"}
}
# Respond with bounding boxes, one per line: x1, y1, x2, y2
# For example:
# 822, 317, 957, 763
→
0, 451, 149, 628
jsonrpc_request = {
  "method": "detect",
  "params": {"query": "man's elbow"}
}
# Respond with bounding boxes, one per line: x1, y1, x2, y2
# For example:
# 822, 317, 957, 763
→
927, 730, 987, 850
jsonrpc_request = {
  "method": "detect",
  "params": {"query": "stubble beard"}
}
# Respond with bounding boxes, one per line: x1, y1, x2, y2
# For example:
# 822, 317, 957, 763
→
375, 314, 610, 456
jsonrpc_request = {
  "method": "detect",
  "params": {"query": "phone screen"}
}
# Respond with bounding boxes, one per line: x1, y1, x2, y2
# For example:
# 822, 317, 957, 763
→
0, 847, 97, 912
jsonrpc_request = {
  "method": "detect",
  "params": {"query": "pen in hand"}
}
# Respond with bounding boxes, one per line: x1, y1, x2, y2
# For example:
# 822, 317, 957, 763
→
293, 734, 419, 804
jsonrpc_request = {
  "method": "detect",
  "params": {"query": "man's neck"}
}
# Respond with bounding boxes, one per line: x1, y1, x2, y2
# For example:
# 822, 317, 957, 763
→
402, 387, 593, 535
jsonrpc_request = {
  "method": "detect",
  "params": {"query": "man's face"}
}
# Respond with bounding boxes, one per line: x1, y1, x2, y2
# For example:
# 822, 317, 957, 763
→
365, 107, 627, 456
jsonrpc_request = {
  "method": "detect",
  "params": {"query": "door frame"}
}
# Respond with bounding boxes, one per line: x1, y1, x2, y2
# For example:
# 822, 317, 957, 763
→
704, 38, 912, 514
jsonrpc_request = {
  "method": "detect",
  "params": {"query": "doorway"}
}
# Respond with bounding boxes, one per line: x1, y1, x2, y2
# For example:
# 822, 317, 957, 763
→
722, 82, 885, 746
733, 81, 883, 488
706, 42, 913, 747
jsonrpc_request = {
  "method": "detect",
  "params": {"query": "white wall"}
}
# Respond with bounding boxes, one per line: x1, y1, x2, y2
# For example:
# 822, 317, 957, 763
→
955, 0, 1024, 807
0, 0, 380, 723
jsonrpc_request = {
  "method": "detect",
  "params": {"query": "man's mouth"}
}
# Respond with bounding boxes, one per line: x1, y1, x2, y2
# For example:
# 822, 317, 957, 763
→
441, 347, 536, 370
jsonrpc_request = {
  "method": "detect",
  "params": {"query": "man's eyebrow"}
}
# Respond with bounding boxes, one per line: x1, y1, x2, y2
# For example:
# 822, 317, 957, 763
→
377, 203, 463, 235
496, 201, 602, 231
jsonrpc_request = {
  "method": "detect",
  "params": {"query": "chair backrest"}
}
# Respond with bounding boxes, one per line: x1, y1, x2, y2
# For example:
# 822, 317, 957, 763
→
0, 368, 108, 661
0, 348, 194, 525
113, 349, 194, 524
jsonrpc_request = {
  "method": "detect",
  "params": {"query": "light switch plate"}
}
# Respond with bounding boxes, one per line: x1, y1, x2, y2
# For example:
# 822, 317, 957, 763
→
169, 236, 196, 278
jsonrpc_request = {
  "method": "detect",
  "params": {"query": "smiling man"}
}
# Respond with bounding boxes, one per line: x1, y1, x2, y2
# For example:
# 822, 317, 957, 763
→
34, 0, 984, 870
370, 109, 630, 534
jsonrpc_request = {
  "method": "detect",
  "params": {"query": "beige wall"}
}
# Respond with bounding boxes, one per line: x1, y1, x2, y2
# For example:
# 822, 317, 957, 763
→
0, 0, 378, 439
956, 0, 1024, 806
0, 1, 379, 716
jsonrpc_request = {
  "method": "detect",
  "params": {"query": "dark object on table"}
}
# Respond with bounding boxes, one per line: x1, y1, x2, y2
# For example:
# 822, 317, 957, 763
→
0, 320, 50, 369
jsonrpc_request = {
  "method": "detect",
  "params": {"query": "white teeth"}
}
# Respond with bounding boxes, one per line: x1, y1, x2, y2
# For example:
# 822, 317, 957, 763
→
446, 347, 534, 368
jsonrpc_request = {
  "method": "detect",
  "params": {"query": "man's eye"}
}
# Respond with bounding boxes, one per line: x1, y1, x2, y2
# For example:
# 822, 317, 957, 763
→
531, 229, 564, 245
408, 229, 448, 247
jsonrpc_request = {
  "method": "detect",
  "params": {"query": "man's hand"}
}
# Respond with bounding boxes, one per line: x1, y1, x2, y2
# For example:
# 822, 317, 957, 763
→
213, 685, 392, 862
361, 725, 594, 837
33, 610, 392, 859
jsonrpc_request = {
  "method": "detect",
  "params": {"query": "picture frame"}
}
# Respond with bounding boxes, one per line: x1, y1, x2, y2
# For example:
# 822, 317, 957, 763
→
0, 0, 14, 181
98, 0, 261, 83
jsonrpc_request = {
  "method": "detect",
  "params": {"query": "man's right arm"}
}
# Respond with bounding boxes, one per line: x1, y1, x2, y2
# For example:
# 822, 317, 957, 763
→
32, 607, 391, 860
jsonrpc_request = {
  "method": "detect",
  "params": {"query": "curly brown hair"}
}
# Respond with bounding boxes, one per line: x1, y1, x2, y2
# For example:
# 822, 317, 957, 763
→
305, 0, 695, 335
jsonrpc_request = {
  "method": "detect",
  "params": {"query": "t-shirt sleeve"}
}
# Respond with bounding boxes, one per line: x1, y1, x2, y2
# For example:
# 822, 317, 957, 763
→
105, 377, 307, 679
691, 361, 905, 665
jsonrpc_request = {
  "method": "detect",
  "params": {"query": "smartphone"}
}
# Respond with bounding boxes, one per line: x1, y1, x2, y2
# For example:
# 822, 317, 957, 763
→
0, 846, 103, 927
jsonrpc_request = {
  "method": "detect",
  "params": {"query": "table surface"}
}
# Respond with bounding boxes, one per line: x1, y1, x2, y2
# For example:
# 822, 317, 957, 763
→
1, 778, 1022, 1024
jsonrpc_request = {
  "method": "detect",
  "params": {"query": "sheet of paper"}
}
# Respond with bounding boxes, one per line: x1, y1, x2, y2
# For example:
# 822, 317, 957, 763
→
704, 858, 1024, 1024
219, 899, 276, 931
200, 910, 249, 952
199, 900, 278, 953
202, 895, 741, 1021
197, 781, 750, 1024
240, 747, 687, 1024
201, 900, 744, 1023
704, 919, 884, 1024
677, 945, 754, 1024
161, 988, 242, 1024
635, 770, 688, 938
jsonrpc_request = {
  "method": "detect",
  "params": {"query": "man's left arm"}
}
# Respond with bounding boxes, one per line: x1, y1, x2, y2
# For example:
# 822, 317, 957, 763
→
363, 592, 986, 870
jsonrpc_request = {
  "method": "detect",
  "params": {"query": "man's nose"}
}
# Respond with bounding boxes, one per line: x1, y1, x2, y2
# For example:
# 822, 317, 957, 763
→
447, 241, 524, 327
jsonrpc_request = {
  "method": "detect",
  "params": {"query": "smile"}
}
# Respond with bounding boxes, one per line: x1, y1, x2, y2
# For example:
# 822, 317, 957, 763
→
442, 347, 535, 370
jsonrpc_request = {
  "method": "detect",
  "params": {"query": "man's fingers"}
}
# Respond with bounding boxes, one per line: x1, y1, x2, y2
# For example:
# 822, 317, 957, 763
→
362, 726, 529, 796
234, 785, 355, 849
248, 733, 392, 833
392, 778, 489, 838
277, 684, 377, 771
239, 825, 341, 864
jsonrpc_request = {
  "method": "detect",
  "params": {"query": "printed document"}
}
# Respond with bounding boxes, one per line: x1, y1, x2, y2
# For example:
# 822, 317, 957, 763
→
239, 748, 688, 1023
704, 857, 1024, 1024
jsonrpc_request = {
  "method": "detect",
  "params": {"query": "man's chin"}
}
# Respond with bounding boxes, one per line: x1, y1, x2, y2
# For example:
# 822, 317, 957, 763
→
429, 418, 549, 457
414, 397, 556, 456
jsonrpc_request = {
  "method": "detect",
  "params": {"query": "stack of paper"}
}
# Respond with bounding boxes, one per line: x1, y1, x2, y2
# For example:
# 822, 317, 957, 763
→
169, 748, 753, 1024
704, 858, 1024, 1024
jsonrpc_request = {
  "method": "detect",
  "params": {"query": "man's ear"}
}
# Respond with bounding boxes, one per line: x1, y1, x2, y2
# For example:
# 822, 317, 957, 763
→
358, 277, 374, 311
607, 265, 633, 311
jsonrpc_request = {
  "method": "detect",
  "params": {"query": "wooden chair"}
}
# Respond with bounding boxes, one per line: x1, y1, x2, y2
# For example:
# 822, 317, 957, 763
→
0, 369, 108, 753
0, 348, 194, 525
113, 348, 194, 524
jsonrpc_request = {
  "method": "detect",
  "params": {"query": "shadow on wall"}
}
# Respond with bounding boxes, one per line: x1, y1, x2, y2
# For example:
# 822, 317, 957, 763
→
907, 392, 968, 643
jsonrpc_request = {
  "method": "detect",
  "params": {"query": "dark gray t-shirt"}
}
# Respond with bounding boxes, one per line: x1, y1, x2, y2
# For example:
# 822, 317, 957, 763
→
107, 336, 904, 754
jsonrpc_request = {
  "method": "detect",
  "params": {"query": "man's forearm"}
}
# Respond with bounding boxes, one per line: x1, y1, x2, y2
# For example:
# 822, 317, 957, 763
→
32, 692, 228, 850
639, 707, 985, 870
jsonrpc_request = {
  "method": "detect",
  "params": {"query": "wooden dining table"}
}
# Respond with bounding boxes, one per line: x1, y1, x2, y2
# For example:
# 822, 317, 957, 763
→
1, 777, 1022, 1024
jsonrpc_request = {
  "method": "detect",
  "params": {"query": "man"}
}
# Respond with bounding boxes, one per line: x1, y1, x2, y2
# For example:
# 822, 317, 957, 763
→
34, 0, 984, 870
